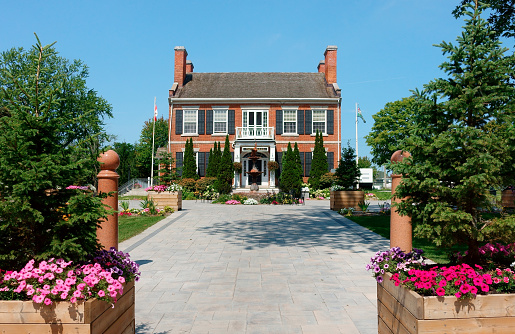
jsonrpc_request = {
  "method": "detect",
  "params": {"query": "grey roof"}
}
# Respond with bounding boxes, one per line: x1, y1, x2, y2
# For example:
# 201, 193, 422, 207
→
175, 72, 338, 99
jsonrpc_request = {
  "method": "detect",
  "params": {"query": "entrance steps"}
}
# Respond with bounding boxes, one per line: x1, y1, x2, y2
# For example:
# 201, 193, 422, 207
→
232, 187, 279, 194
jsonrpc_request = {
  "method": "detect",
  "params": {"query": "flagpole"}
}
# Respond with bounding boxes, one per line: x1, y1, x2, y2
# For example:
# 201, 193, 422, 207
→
151, 97, 156, 187
355, 102, 358, 165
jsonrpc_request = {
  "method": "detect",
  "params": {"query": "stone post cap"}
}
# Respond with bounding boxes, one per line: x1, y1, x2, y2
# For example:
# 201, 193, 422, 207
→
98, 150, 120, 170
391, 150, 411, 163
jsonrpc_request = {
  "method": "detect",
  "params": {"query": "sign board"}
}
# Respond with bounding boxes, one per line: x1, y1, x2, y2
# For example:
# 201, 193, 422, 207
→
359, 168, 374, 183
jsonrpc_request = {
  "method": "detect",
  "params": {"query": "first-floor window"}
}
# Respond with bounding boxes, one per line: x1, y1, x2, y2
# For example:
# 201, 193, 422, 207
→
312, 110, 326, 134
283, 110, 297, 134
214, 109, 227, 133
183, 110, 197, 134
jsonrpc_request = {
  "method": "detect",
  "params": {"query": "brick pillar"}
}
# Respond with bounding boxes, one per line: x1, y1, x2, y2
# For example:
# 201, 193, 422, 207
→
390, 150, 412, 252
97, 150, 120, 250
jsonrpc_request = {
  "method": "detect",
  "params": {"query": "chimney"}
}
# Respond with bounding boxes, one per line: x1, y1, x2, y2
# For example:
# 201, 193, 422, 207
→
317, 60, 325, 74
174, 46, 187, 87
324, 45, 337, 84
186, 60, 194, 73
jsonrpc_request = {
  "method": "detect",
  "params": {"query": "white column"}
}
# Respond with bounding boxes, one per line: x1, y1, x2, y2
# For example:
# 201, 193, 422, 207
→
270, 144, 276, 188
234, 144, 241, 188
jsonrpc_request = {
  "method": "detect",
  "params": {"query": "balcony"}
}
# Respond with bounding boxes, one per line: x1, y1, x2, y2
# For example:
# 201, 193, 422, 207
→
236, 127, 274, 140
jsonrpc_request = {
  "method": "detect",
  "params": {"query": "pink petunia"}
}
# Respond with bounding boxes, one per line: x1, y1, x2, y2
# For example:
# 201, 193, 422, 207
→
98, 290, 105, 297
436, 287, 445, 296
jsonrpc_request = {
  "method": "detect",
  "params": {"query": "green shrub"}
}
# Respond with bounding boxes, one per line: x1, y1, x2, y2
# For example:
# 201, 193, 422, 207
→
196, 177, 217, 192
178, 178, 197, 192
213, 194, 231, 203
319, 172, 336, 189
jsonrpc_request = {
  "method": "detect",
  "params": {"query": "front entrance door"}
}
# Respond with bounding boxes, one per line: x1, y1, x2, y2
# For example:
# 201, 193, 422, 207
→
242, 152, 268, 187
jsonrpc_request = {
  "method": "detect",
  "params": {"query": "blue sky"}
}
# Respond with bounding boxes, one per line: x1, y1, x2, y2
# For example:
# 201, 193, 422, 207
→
1, 0, 469, 162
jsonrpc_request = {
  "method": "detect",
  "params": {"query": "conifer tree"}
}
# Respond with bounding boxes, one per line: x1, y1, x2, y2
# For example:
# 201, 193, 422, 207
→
182, 138, 198, 179
280, 143, 302, 195
394, 2, 515, 263
293, 142, 303, 185
334, 144, 361, 190
205, 147, 215, 177
216, 135, 234, 194
309, 130, 328, 190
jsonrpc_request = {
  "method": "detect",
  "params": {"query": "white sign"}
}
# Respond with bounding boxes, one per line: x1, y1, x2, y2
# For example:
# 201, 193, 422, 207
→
359, 168, 374, 183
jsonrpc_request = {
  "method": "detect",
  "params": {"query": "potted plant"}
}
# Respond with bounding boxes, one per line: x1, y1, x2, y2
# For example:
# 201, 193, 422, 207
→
502, 186, 515, 209
146, 184, 183, 211
330, 144, 363, 211
267, 160, 279, 171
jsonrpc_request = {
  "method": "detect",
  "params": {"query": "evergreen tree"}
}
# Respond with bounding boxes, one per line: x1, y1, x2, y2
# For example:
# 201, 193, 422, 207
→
205, 147, 215, 177
113, 142, 137, 183
135, 116, 168, 177
309, 130, 328, 190
206, 142, 221, 178
394, 2, 515, 263
334, 144, 361, 190
155, 152, 177, 184
293, 142, 303, 185
280, 143, 302, 195
182, 138, 198, 179
0, 35, 111, 268
216, 135, 234, 194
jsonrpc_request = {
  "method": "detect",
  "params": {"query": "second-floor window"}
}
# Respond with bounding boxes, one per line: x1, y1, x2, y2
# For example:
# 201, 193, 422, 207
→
214, 109, 228, 133
183, 109, 197, 134
283, 110, 297, 134
312, 109, 326, 134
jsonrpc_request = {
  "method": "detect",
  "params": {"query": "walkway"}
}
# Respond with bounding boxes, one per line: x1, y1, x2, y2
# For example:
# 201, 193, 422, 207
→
120, 200, 389, 334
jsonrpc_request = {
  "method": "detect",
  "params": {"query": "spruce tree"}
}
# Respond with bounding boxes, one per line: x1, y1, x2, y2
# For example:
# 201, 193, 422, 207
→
205, 147, 215, 177
293, 142, 304, 186
334, 144, 361, 190
309, 130, 328, 190
182, 138, 198, 179
216, 135, 234, 194
280, 143, 302, 195
393, 2, 515, 263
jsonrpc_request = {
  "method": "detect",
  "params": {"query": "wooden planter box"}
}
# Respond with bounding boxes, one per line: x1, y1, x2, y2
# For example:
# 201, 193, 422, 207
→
0, 281, 135, 334
330, 190, 364, 211
378, 272, 515, 333
502, 190, 515, 208
147, 191, 182, 211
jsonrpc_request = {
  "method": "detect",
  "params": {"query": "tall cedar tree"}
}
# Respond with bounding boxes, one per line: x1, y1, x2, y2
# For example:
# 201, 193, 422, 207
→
135, 116, 168, 178
155, 151, 177, 184
309, 131, 328, 190
393, 2, 515, 264
182, 138, 198, 179
205, 147, 215, 177
216, 135, 233, 194
334, 144, 361, 190
293, 143, 304, 186
206, 142, 220, 178
0, 35, 111, 269
280, 143, 302, 195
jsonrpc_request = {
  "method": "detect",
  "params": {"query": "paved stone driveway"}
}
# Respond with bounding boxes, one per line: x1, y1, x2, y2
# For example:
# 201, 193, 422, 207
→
120, 200, 389, 334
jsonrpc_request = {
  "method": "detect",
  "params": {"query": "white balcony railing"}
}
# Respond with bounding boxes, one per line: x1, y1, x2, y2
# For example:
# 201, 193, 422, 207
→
236, 127, 274, 140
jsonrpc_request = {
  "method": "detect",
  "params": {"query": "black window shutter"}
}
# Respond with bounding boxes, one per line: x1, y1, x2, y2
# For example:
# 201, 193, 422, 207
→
176, 152, 183, 177
327, 109, 334, 135
198, 152, 205, 177
175, 110, 183, 135
228, 110, 235, 135
299, 152, 305, 177
305, 152, 312, 177
276, 110, 283, 135
297, 110, 304, 135
276, 152, 282, 179
206, 110, 213, 134
327, 151, 334, 171
305, 110, 312, 135
205, 151, 210, 171
231, 152, 234, 162
198, 110, 205, 135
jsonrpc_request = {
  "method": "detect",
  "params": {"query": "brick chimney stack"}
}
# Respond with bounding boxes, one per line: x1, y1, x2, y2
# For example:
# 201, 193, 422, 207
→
317, 60, 325, 74
324, 45, 337, 84
174, 46, 187, 87
186, 60, 194, 73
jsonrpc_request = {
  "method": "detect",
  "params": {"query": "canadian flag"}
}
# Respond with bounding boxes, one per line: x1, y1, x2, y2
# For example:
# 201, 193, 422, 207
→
154, 97, 158, 121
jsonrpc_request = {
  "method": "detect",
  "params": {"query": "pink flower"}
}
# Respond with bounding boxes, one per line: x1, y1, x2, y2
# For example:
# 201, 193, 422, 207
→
73, 290, 82, 298
504, 277, 510, 283
70, 297, 77, 303
459, 284, 471, 294
44, 298, 52, 306
60, 292, 68, 299
436, 287, 445, 296
481, 284, 490, 292
98, 290, 105, 297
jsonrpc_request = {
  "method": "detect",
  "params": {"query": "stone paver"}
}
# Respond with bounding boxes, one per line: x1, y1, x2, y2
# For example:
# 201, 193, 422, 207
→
120, 199, 389, 333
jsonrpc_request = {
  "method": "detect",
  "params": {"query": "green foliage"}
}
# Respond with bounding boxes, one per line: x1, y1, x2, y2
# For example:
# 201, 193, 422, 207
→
0, 35, 111, 269
393, 3, 515, 263
135, 117, 168, 178
319, 172, 336, 189
212, 194, 231, 204
365, 97, 417, 166
155, 151, 178, 184
334, 144, 361, 190
216, 135, 234, 194
182, 138, 198, 180
195, 177, 217, 193
358, 156, 373, 168
178, 178, 197, 192
113, 142, 137, 183
279, 143, 302, 195
206, 142, 221, 178
119, 215, 166, 242
309, 131, 329, 190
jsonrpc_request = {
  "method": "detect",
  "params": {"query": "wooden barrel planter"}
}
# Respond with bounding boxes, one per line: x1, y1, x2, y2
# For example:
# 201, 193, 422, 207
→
147, 191, 182, 211
0, 281, 135, 334
330, 190, 364, 211
502, 190, 515, 208
378, 273, 515, 334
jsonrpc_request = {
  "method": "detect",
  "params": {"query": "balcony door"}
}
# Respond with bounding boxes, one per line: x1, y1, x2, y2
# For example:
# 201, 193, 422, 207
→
243, 110, 268, 137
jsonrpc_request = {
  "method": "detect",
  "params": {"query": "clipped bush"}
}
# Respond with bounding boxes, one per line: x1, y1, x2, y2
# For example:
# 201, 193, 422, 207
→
196, 177, 217, 192
178, 178, 197, 192
319, 172, 336, 189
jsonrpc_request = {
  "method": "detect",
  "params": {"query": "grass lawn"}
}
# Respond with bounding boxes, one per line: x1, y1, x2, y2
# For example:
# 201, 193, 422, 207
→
367, 190, 392, 200
346, 214, 466, 264
119, 195, 147, 201
118, 215, 167, 242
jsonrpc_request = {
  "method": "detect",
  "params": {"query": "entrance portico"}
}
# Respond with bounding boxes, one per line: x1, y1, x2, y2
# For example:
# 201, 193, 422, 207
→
233, 141, 276, 189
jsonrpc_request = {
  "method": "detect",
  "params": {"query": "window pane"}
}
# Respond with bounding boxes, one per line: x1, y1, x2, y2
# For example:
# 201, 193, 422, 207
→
184, 110, 197, 133
283, 110, 296, 133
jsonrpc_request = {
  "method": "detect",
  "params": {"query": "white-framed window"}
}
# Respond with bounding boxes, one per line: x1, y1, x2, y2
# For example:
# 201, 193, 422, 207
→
312, 109, 326, 134
283, 110, 297, 134
213, 109, 228, 133
183, 109, 197, 134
